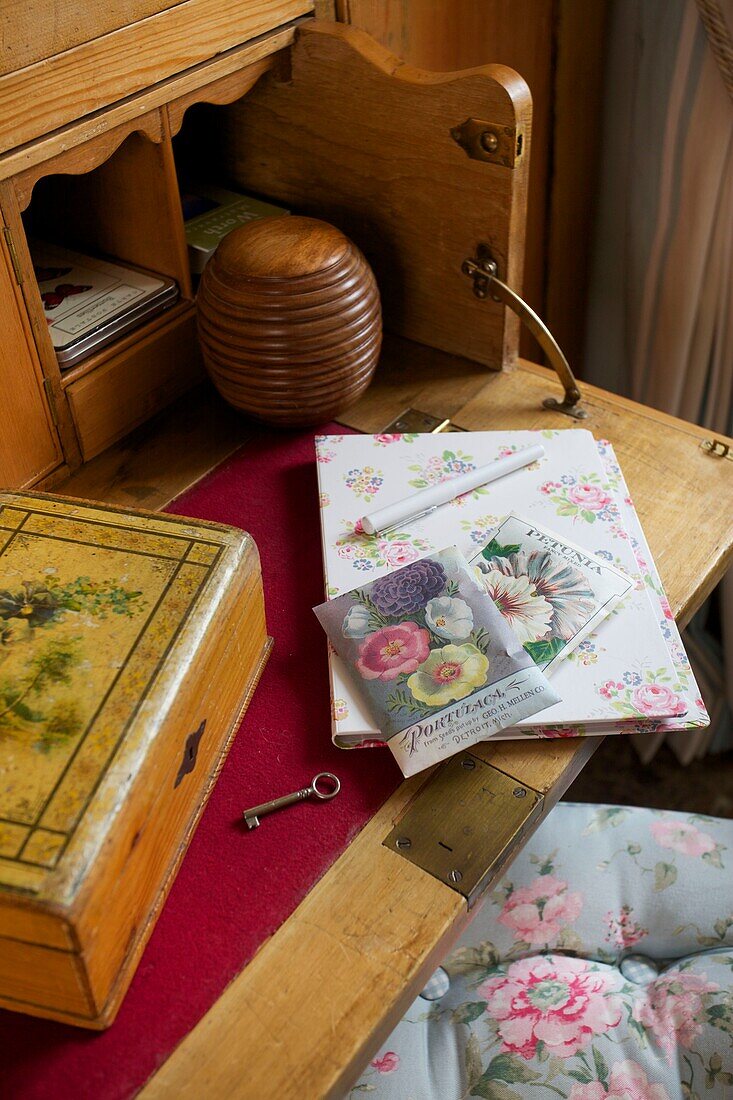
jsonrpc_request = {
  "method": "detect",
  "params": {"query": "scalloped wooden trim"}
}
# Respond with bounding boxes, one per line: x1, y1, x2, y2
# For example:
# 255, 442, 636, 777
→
0, 33, 292, 186
167, 58, 274, 137
13, 111, 165, 213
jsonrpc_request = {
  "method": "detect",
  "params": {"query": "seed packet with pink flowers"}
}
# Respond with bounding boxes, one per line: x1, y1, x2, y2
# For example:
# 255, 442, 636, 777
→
470, 514, 633, 676
313, 547, 561, 776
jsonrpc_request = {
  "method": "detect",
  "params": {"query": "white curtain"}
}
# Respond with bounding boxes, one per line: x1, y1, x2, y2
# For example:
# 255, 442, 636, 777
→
584, 0, 733, 760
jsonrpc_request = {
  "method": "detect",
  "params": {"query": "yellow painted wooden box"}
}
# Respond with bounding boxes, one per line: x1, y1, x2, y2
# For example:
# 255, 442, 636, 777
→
0, 491, 270, 1028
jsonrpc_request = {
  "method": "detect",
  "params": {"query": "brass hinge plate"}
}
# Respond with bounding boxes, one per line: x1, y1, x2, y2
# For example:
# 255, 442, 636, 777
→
701, 438, 733, 461
383, 750, 543, 907
2, 226, 24, 285
450, 118, 521, 167
380, 408, 466, 434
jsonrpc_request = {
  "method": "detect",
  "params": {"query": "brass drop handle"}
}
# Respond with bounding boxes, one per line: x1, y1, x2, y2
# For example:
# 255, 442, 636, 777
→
462, 246, 587, 420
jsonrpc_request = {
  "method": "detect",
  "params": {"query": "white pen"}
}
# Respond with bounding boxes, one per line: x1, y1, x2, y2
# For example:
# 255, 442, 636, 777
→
359, 444, 545, 535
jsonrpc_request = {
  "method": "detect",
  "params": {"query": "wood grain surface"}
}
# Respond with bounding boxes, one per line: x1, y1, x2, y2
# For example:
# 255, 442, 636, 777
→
66, 305, 204, 461
219, 21, 531, 369
333, 0, 552, 365
336, 0, 609, 374
545, 0, 608, 373
197, 216, 381, 425
0, 37, 290, 184
0, 179, 82, 474
0, 0, 312, 153
52, 385, 250, 508
0, 206, 62, 486
0, 1, 184, 74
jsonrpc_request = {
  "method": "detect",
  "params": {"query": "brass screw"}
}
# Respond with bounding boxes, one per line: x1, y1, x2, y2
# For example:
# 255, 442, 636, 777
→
396, 836, 411, 849
513, 787, 527, 798
480, 130, 499, 153
461, 758, 476, 770
448, 869, 463, 883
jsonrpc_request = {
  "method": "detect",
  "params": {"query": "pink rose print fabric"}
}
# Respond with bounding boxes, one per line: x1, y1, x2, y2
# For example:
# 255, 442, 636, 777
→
498, 875, 583, 946
569, 1060, 670, 1100
650, 818, 717, 857
604, 906, 648, 949
371, 1052, 400, 1073
478, 956, 622, 1059
632, 969, 721, 1063
348, 803, 733, 1100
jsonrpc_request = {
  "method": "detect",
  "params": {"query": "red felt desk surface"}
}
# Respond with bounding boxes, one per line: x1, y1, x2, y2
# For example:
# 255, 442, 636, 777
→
0, 424, 401, 1100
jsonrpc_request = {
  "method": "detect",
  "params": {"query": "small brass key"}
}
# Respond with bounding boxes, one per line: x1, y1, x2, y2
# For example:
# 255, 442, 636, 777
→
243, 772, 341, 829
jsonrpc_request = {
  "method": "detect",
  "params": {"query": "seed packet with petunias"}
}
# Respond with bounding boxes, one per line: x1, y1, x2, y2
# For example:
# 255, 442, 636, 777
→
470, 514, 634, 676
313, 547, 561, 776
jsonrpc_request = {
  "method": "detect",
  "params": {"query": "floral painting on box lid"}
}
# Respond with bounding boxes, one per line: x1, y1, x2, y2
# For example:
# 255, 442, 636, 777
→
314, 547, 560, 748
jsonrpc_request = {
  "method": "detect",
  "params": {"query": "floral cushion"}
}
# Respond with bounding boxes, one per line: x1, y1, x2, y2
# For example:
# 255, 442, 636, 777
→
347, 803, 733, 1099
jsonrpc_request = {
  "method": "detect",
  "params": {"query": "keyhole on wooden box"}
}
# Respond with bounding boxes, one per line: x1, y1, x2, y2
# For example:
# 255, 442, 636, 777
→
175, 719, 206, 788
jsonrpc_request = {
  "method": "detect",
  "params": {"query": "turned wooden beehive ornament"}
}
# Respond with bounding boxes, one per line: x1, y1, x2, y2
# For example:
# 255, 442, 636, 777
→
196, 216, 382, 426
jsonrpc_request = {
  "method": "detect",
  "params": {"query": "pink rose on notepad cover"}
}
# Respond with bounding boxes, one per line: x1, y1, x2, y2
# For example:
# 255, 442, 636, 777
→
631, 684, 686, 717
356, 622, 430, 681
659, 595, 674, 620
381, 540, 420, 567
567, 484, 611, 510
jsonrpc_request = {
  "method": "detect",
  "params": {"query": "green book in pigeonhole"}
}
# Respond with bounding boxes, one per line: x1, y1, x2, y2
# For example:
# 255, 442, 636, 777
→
181, 185, 289, 274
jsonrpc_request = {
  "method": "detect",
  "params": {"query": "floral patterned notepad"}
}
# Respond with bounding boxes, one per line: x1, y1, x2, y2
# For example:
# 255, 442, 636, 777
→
313, 547, 560, 775
316, 430, 708, 747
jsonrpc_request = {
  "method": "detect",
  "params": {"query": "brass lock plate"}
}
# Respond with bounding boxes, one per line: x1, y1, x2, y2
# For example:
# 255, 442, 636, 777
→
384, 750, 543, 907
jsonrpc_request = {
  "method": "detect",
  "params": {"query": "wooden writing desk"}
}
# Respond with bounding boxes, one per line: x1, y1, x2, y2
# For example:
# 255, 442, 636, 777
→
58, 339, 733, 1098
3, 6, 730, 1093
